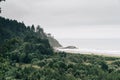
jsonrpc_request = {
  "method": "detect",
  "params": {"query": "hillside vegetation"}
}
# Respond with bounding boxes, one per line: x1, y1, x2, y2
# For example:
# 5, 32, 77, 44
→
0, 17, 120, 80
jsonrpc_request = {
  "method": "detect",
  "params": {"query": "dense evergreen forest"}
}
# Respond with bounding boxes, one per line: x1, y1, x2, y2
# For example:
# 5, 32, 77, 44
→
0, 16, 120, 80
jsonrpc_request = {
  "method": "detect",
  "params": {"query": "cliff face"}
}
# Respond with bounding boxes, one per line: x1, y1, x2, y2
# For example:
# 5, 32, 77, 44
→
47, 34, 62, 47
36, 27, 62, 48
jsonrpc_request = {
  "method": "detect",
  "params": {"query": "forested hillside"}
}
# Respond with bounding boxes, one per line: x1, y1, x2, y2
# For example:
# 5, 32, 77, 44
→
0, 17, 120, 80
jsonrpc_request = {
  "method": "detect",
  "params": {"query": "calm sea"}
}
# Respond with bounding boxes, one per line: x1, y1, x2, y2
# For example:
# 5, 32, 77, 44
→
57, 38, 120, 54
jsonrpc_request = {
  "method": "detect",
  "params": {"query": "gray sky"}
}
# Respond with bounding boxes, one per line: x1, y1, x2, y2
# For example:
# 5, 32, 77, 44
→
1, 0, 120, 39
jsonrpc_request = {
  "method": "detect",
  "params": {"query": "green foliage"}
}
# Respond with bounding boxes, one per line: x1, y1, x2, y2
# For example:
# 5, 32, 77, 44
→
112, 60, 120, 66
0, 17, 53, 62
0, 17, 120, 80
1, 50, 120, 80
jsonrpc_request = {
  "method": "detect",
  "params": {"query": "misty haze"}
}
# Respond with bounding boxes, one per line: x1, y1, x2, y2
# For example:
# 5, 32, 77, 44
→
1, 0, 120, 52
0, 0, 120, 80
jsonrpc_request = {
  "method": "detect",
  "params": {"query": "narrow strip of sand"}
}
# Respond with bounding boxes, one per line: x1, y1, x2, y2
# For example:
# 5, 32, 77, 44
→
55, 48, 120, 57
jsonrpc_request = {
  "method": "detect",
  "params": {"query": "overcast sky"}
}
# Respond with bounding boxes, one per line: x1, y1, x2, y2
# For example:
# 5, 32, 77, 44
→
1, 0, 120, 39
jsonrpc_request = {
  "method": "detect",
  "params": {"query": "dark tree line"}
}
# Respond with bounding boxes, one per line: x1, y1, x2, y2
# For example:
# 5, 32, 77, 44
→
0, 1, 120, 79
0, 17, 53, 64
0, 16, 120, 80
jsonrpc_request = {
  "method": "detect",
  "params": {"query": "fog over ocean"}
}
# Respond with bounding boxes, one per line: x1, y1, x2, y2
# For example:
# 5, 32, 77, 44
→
57, 38, 120, 54
2, 0, 120, 56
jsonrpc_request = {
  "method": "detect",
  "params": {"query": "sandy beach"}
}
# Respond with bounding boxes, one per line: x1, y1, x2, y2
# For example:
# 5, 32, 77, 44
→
55, 48, 120, 57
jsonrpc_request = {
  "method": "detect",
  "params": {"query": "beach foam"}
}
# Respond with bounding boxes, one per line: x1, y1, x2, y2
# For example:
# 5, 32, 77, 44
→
55, 48, 120, 57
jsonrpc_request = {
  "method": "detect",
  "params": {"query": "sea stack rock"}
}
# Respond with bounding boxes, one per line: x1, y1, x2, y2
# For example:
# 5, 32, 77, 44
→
65, 46, 78, 49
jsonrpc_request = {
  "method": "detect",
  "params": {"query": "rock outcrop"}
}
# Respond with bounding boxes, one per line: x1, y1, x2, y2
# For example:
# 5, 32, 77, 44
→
47, 33, 62, 47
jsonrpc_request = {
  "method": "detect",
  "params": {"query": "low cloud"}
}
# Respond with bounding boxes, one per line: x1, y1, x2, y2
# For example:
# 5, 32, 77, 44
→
1, 0, 120, 38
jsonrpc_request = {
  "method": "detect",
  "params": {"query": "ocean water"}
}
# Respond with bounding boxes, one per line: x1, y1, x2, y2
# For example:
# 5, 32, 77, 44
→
57, 39, 120, 54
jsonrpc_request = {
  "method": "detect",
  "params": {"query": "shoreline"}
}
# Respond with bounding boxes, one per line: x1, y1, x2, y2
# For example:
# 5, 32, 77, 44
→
55, 48, 120, 57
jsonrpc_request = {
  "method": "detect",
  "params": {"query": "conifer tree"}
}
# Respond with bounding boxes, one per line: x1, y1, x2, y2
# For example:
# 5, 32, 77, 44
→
31, 25, 35, 32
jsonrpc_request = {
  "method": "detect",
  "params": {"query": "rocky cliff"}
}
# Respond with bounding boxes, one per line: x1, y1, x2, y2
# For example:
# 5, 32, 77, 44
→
47, 34, 62, 47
